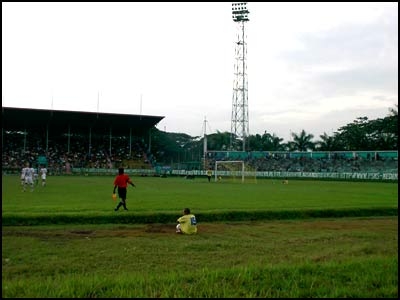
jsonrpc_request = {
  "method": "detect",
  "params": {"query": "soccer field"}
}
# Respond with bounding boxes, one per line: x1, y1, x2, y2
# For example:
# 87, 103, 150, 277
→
2, 174, 398, 297
2, 175, 397, 224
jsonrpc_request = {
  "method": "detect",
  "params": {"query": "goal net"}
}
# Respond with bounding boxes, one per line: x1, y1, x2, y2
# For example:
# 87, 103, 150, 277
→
214, 160, 257, 183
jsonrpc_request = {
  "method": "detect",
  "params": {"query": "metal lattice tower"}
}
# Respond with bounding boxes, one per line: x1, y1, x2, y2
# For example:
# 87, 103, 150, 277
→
230, 2, 249, 151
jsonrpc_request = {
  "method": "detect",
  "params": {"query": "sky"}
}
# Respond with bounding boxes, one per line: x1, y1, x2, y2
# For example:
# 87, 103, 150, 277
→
2, 2, 398, 142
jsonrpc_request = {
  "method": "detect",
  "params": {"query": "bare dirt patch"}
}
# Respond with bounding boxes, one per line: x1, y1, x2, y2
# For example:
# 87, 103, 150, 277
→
2, 217, 397, 239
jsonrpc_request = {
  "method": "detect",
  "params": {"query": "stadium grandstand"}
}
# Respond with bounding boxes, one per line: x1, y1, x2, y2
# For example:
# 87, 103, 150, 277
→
202, 150, 398, 181
2, 106, 164, 175
205, 150, 398, 173
2, 107, 397, 181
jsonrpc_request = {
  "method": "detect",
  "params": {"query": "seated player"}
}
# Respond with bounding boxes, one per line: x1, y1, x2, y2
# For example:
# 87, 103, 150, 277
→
176, 208, 197, 235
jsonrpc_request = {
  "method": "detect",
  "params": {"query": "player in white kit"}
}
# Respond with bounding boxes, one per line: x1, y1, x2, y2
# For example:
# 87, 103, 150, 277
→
40, 165, 48, 187
22, 162, 35, 192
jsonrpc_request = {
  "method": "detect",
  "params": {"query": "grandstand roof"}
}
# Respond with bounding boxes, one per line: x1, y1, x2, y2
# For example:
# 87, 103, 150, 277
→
2, 106, 164, 135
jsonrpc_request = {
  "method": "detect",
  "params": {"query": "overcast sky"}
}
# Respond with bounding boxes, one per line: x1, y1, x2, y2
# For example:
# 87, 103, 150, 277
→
2, 2, 398, 142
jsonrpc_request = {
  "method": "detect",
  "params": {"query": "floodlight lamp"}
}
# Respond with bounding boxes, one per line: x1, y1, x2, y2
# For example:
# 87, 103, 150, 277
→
232, 2, 249, 22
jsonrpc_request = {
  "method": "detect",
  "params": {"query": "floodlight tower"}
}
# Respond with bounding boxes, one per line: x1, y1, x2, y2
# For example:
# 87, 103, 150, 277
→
230, 2, 249, 151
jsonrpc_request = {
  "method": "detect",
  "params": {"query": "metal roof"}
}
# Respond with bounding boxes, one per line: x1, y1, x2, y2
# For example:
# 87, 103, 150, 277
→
2, 107, 164, 135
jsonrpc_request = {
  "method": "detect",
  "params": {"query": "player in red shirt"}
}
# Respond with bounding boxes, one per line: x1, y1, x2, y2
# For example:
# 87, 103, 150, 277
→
113, 167, 136, 211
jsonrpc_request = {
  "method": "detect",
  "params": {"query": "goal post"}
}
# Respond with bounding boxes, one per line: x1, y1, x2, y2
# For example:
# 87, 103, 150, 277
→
215, 160, 245, 183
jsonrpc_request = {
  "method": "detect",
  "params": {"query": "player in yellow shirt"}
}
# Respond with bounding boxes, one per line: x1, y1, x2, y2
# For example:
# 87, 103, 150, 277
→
176, 208, 197, 234
206, 168, 212, 182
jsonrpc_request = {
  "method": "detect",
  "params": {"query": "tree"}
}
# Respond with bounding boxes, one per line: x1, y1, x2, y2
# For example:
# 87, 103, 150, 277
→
270, 134, 285, 151
206, 131, 231, 151
289, 129, 315, 151
151, 129, 199, 164
367, 116, 397, 150
247, 133, 263, 151
315, 132, 345, 151
337, 117, 374, 150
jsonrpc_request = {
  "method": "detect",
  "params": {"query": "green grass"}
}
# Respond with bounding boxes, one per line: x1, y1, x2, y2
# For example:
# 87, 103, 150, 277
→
2, 219, 398, 297
2, 175, 398, 297
2, 175, 397, 216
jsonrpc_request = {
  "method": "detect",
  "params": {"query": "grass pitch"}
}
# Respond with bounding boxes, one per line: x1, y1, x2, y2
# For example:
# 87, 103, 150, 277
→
2, 174, 397, 218
2, 175, 398, 297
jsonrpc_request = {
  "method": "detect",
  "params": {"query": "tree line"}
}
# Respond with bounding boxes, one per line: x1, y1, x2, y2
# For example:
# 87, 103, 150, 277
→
150, 105, 398, 164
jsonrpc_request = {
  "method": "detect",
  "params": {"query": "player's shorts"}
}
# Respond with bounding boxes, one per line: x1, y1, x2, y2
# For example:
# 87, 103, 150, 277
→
24, 177, 34, 185
41, 175, 46, 180
117, 187, 127, 199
